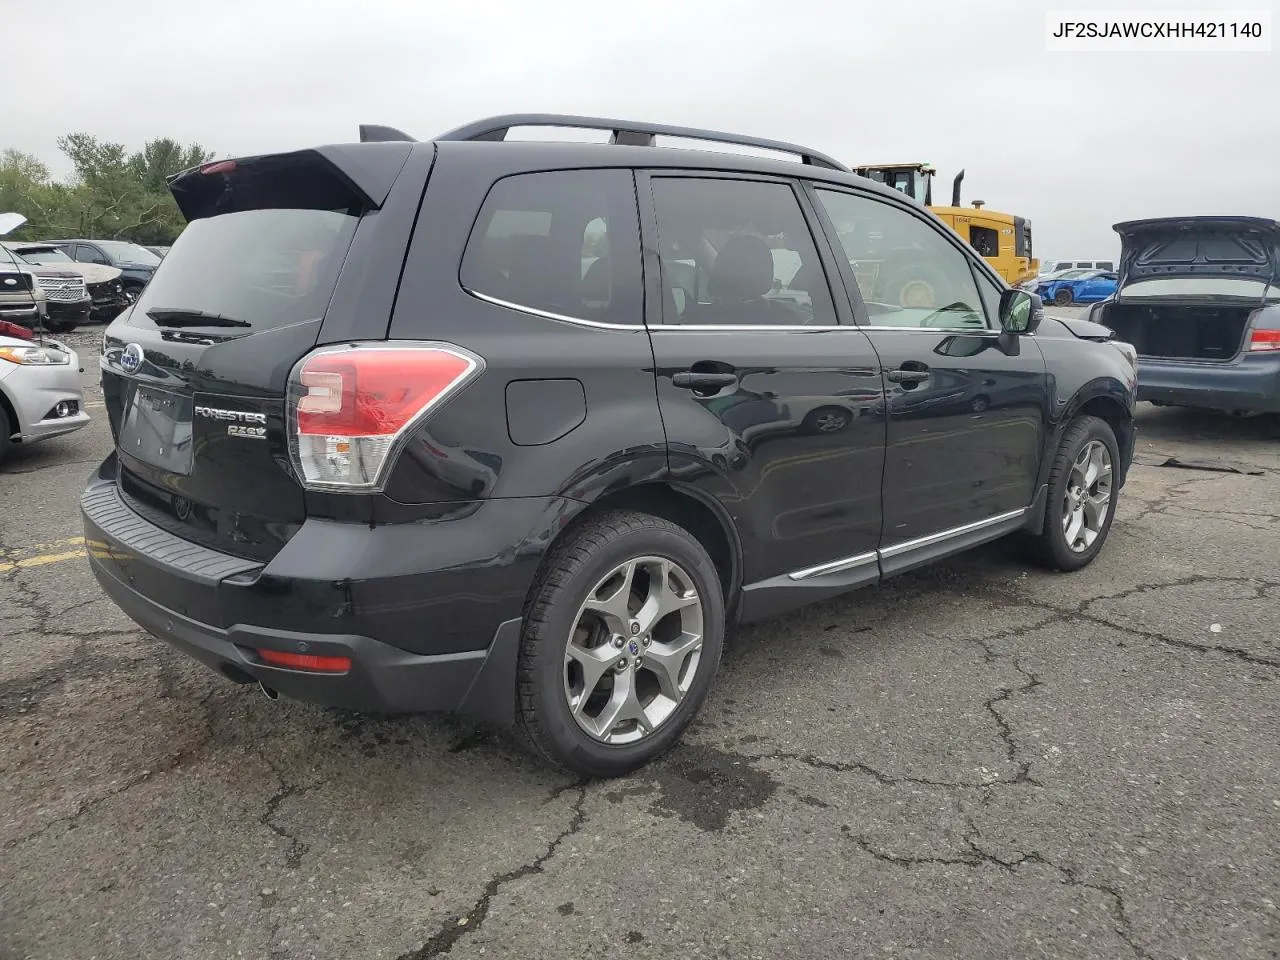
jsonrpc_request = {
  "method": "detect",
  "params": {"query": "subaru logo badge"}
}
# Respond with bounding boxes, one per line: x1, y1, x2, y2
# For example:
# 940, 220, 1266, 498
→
120, 343, 144, 374
628, 640, 640, 655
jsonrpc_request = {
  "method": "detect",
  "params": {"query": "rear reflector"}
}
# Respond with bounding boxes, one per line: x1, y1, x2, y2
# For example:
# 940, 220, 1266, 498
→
257, 648, 352, 673
1248, 329, 1280, 352
287, 342, 483, 492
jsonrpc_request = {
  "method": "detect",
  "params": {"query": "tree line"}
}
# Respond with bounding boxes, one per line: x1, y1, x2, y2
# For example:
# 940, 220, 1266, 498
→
0, 135, 216, 245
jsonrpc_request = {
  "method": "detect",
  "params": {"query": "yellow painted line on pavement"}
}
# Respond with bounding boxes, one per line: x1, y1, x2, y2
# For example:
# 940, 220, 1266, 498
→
0, 548, 86, 572
0, 537, 112, 573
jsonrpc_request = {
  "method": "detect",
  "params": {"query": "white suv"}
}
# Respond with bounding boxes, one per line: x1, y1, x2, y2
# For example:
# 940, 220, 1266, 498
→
1040, 259, 1115, 274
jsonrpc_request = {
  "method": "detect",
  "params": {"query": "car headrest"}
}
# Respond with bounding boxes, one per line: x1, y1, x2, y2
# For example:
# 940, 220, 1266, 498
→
708, 234, 775, 300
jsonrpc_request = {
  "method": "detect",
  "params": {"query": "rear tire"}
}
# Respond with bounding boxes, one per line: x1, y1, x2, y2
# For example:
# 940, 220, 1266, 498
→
1024, 415, 1119, 571
516, 510, 725, 778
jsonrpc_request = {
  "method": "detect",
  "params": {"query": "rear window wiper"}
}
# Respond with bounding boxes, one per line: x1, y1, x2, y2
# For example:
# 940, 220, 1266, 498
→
146, 308, 251, 328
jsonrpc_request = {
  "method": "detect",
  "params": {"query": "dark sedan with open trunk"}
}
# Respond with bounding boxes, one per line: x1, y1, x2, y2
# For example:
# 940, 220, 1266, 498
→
1087, 216, 1280, 414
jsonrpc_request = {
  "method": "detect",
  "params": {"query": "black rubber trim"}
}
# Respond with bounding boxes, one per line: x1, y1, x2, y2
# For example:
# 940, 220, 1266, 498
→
81, 481, 262, 583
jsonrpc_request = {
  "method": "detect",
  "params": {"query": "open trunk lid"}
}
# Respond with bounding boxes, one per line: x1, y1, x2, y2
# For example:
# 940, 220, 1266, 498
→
101, 142, 413, 562
1114, 216, 1280, 290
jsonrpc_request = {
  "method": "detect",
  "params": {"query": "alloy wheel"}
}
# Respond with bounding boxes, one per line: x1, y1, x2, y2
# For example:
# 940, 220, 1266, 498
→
1062, 440, 1113, 553
563, 556, 705, 745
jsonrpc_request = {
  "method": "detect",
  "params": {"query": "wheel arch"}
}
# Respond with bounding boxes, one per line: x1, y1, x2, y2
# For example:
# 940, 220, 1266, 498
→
0, 382, 19, 443
547, 481, 743, 620
1024, 380, 1133, 537
1045, 379, 1134, 487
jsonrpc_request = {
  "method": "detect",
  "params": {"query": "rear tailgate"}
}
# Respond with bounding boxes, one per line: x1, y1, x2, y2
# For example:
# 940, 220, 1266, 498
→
99, 141, 430, 564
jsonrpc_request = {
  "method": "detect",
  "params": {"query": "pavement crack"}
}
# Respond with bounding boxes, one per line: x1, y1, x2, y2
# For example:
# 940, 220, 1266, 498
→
396, 782, 589, 959
2, 696, 217, 850
971, 576, 1280, 671
852, 830, 1150, 959
983, 657, 1043, 786
764, 749, 1025, 790
260, 782, 312, 870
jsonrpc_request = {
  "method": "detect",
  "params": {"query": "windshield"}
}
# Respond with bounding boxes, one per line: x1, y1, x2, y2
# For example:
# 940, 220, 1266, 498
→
1048, 269, 1089, 279
96, 240, 162, 266
130, 208, 359, 331
14, 246, 74, 265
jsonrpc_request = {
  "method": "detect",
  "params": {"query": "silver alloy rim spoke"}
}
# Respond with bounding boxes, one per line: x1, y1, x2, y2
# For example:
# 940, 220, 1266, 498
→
564, 643, 621, 718
645, 632, 703, 701
1062, 439, 1114, 553
564, 555, 705, 745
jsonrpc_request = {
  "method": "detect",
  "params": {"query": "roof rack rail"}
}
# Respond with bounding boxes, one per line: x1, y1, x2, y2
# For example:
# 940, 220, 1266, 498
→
431, 113, 850, 172
359, 124, 417, 143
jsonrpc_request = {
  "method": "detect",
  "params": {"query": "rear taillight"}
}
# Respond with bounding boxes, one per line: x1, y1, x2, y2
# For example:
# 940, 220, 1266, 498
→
1247, 329, 1280, 352
287, 342, 483, 492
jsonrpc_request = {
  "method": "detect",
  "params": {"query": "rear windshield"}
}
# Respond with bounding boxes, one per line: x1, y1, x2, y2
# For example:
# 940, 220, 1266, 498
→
130, 208, 358, 331
97, 240, 162, 266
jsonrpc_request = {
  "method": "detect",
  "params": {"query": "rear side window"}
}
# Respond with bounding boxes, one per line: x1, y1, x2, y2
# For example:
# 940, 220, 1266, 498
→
649, 176, 838, 327
460, 169, 643, 326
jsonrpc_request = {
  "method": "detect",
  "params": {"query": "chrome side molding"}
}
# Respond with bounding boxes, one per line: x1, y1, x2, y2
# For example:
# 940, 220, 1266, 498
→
787, 507, 1029, 581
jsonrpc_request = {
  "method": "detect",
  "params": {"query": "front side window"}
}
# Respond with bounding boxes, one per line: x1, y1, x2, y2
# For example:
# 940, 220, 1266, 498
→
816, 189, 990, 330
72, 245, 105, 264
460, 169, 642, 326
650, 176, 837, 326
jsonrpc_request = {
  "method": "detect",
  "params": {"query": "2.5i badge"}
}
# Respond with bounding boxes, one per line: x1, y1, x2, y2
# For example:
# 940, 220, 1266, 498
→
195, 404, 268, 440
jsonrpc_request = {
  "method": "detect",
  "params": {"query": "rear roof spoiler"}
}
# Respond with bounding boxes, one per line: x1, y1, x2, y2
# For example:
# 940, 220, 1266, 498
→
359, 124, 418, 143
415, 113, 850, 172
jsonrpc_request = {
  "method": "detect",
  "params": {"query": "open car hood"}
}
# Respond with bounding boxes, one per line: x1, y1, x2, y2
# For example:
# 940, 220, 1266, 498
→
1113, 216, 1280, 288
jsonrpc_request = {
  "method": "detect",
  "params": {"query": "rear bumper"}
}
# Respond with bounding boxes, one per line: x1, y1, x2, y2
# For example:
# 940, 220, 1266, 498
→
80, 465, 572, 722
89, 551, 520, 717
1137, 354, 1280, 413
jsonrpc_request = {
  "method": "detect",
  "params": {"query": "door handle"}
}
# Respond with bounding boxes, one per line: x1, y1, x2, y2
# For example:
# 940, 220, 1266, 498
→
885, 369, 930, 384
672, 372, 739, 391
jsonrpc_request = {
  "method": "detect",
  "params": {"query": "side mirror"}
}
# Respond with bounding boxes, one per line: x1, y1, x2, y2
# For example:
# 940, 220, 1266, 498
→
999, 289, 1042, 335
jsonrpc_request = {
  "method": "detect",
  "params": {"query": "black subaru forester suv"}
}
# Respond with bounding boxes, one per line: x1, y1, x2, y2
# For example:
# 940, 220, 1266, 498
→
83, 115, 1138, 778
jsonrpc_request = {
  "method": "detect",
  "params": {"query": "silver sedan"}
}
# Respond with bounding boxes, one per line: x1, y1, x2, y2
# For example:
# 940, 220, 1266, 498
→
0, 332, 90, 463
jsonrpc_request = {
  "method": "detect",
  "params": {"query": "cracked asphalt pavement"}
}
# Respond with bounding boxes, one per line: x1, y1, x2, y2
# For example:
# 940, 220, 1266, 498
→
2, 326, 1279, 959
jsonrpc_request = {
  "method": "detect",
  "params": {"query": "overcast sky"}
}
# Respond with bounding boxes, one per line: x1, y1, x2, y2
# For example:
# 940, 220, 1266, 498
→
6, 0, 1277, 257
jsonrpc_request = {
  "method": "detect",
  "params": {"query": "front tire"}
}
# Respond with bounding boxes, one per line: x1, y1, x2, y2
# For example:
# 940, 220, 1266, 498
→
0, 405, 11, 464
1026, 415, 1119, 571
1053, 288, 1074, 306
516, 510, 725, 778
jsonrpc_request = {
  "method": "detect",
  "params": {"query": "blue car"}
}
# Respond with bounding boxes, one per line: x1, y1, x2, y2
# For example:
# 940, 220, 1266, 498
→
1037, 269, 1118, 306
